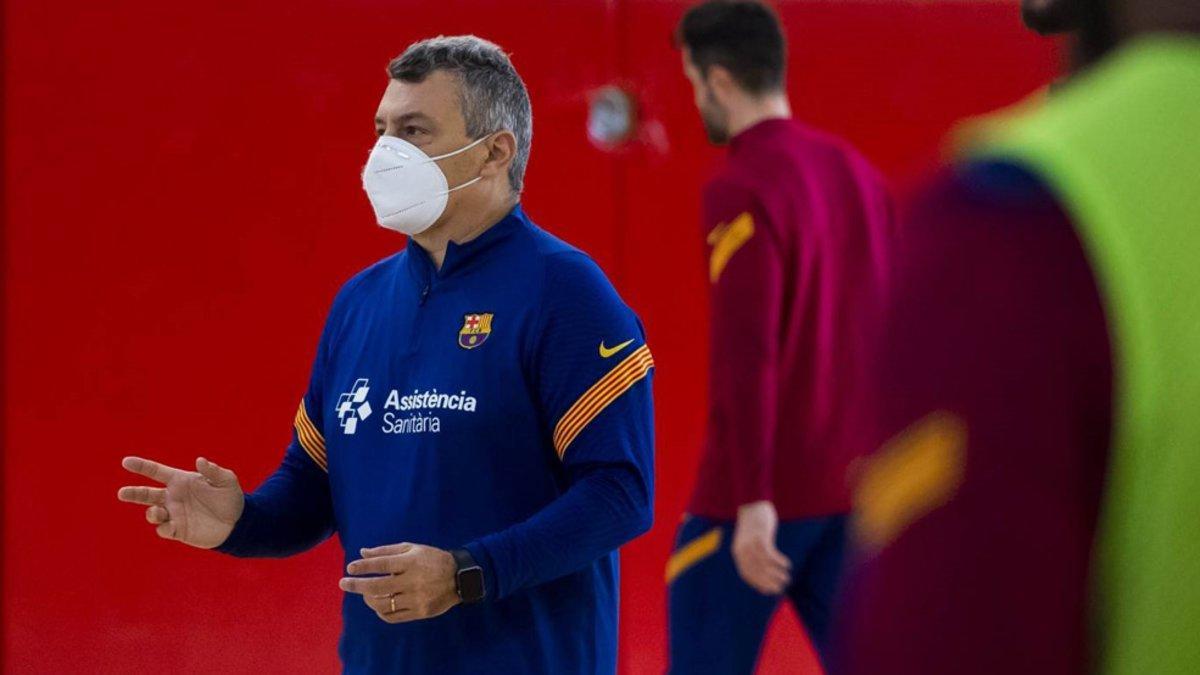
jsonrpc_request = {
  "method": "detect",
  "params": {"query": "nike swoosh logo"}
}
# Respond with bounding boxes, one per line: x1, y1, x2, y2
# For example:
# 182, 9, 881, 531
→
599, 338, 635, 359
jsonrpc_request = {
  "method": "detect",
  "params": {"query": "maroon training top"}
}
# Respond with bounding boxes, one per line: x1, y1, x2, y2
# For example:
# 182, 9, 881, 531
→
834, 162, 1112, 675
688, 118, 895, 520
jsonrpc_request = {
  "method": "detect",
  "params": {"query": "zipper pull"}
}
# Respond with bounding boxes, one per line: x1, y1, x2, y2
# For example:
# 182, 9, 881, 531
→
419, 284, 430, 306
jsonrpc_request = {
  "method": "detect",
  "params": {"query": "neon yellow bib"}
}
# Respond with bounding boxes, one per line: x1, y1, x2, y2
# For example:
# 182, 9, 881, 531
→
971, 36, 1200, 674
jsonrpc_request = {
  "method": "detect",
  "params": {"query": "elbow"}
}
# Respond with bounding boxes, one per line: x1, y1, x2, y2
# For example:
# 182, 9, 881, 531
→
633, 505, 654, 538
592, 463, 655, 542
627, 482, 654, 539
633, 499, 652, 535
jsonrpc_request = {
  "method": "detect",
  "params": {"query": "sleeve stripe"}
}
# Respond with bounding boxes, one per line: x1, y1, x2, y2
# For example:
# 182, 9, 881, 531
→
555, 353, 654, 450
552, 346, 652, 451
294, 401, 329, 472
554, 353, 654, 459
294, 401, 327, 457
559, 346, 655, 445
664, 527, 722, 583
553, 345, 654, 459
558, 345, 653, 437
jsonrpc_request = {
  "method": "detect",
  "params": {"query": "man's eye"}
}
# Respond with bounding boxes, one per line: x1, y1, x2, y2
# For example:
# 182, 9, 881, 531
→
404, 126, 425, 137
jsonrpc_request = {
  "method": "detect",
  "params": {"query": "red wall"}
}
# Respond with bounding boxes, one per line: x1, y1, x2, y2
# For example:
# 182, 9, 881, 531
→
2, 1, 1057, 673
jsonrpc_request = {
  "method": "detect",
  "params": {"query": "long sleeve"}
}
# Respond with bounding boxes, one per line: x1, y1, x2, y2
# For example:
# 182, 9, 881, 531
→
216, 436, 334, 558
217, 308, 338, 558
464, 251, 655, 600
836, 163, 1113, 674
703, 178, 783, 507
464, 447, 653, 601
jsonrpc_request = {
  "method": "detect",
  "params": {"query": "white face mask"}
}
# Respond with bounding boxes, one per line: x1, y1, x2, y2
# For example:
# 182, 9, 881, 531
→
361, 134, 489, 235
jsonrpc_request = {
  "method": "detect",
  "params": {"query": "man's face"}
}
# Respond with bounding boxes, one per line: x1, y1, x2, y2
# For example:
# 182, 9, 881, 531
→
682, 50, 731, 145
373, 71, 486, 219
1022, 0, 1083, 34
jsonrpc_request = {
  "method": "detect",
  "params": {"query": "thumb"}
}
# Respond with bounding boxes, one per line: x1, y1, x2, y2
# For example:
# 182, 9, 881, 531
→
196, 457, 237, 488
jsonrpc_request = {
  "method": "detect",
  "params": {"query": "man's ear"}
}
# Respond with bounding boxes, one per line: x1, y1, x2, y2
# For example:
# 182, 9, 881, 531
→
705, 64, 740, 106
480, 131, 517, 182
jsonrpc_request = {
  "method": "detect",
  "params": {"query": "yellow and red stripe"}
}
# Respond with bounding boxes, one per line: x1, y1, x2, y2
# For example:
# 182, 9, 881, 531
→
553, 344, 654, 459
294, 400, 328, 472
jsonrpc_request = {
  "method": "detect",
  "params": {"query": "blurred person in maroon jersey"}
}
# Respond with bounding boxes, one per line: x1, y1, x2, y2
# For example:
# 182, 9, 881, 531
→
666, 2, 895, 672
835, 0, 1200, 672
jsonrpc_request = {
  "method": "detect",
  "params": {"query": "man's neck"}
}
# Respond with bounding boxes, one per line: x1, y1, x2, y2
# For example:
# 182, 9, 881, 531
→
413, 194, 517, 269
726, 93, 792, 140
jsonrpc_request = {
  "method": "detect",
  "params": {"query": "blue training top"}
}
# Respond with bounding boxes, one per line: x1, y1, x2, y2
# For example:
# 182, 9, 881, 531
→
218, 205, 656, 674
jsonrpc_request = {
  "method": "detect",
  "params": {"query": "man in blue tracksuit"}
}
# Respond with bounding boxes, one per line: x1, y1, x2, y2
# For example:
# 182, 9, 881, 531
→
118, 35, 655, 673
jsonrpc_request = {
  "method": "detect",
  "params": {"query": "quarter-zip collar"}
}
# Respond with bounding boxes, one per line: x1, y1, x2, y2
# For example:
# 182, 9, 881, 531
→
405, 204, 526, 285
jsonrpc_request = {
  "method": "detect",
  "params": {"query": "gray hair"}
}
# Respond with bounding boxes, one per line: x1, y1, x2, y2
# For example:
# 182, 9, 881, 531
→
388, 36, 533, 194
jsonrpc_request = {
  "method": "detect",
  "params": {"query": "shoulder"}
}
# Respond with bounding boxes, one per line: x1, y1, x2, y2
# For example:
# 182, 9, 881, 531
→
521, 222, 618, 293
898, 161, 1095, 324
329, 251, 403, 311
904, 160, 1073, 262
909, 160, 1064, 235
544, 247, 624, 308
950, 160, 1060, 210
703, 166, 761, 205
788, 124, 891, 192
702, 170, 771, 234
518, 222, 637, 323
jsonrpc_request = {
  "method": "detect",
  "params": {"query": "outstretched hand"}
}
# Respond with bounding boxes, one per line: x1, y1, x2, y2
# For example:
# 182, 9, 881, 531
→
117, 456, 245, 549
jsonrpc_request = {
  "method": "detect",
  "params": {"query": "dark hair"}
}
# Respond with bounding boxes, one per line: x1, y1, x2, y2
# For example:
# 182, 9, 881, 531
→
388, 36, 533, 194
676, 0, 787, 95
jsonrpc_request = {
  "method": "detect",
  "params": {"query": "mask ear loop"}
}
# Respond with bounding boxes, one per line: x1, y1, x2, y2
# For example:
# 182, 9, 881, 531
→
431, 132, 493, 193
426, 133, 492, 162
371, 133, 492, 174
443, 175, 484, 194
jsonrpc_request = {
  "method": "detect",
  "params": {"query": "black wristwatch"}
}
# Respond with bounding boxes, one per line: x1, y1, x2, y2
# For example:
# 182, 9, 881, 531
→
451, 548, 486, 604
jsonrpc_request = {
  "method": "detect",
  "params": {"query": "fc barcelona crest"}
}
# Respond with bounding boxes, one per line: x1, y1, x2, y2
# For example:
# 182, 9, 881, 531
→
458, 313, 494, 350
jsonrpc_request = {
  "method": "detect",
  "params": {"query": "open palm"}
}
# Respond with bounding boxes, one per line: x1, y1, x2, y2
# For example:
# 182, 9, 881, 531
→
118, 456, 245, 549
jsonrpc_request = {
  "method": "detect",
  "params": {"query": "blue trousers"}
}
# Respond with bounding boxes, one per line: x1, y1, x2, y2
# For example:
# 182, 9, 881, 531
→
667, 513, 848, 674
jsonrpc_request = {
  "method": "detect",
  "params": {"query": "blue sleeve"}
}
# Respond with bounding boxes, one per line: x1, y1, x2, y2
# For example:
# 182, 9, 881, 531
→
217, 305, 338, 558
464, 252, 655, 600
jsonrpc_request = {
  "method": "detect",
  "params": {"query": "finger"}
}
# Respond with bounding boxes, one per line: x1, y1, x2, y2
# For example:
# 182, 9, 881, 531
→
757, 578, 786, 595
377, 608, 412, 624
360, 542, 414, 558
196, 457, 236, 488
122, 456, 183, 484
741, 570, 772, 595
760, 565, 791, 593
746, 568, 786, 595
118, 486, 166, 506
145, 505, 170, 524
339, 575, 399, 597
347, 555, 408, 576
736, 556, 788, 595
763, 544, 792, 570
364, 593, 409, 615
155, 520, 176, 540
752, 547, 792, 574
749, 550, 792, 585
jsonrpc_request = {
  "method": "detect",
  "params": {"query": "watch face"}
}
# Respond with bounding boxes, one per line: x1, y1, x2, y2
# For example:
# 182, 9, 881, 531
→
458, 566, 485, 603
